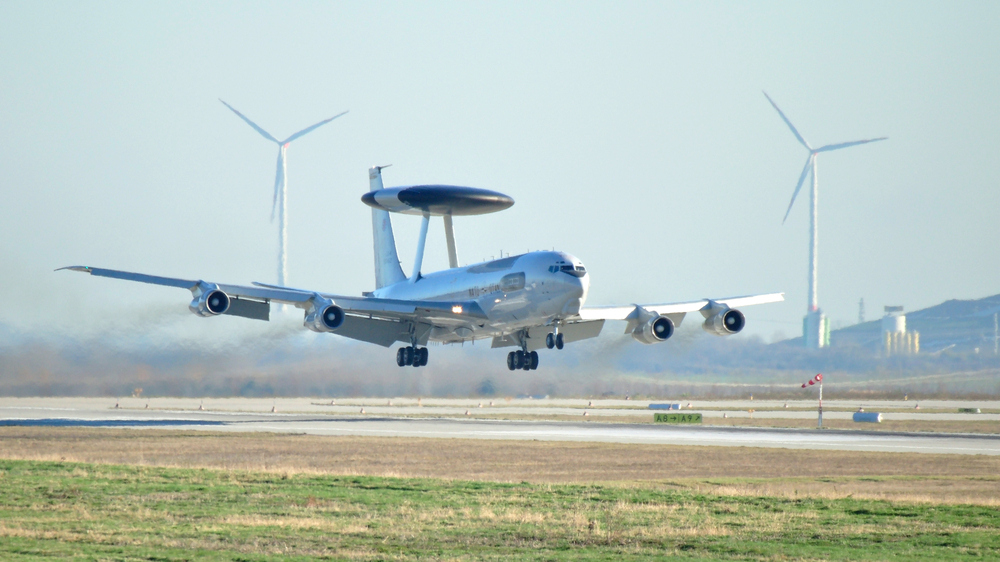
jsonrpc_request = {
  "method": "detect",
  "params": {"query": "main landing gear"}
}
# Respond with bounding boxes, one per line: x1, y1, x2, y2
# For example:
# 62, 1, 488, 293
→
396, 346, 428, 367
507, 350, 539, 371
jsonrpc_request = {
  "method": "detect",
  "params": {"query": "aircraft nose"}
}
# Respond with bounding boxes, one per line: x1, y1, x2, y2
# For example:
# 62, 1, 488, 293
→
567, 271, 587, 298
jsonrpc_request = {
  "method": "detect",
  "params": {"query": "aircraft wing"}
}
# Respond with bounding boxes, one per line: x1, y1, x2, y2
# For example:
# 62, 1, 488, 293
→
578, 292, 784, 330
578, 293, 785, 320
58, 266, 487, 346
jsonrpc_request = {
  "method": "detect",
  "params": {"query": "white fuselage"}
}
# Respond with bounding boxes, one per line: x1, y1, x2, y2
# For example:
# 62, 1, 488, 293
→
372, 251, 589, 342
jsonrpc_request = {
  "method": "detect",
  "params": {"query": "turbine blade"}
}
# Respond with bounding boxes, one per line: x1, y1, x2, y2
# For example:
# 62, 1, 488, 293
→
782, 155, 814, 224
815, 137, 888, 153
281, 110, 349, 144
271, 148, 284, 222
219, 99, 280, 144
763, 91, 812, 151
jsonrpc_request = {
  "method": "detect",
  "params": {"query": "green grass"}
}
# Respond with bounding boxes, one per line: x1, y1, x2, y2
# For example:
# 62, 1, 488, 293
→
0, 460, 998, 560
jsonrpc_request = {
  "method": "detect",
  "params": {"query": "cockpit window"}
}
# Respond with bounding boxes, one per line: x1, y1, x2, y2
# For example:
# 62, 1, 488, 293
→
559, 264, 586, 278
548, 261, 586, 276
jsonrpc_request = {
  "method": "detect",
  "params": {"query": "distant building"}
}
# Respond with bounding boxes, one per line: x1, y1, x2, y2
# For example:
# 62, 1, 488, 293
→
882, 306, 919, 356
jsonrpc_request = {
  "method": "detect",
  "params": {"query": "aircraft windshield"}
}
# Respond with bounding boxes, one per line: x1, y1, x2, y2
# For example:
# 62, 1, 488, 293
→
560, 264, 586, 278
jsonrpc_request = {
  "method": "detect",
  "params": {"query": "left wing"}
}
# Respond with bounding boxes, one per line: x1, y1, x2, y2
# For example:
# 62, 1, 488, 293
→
579, 293, 785, 321
58, 266, 486, 346
578, 292, 784, 336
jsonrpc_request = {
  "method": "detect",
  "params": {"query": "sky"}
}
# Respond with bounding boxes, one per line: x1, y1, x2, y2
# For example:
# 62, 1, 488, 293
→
1, 1, 998, 354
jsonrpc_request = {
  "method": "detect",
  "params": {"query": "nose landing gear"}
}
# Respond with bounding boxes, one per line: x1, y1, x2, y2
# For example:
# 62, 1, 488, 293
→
396, 346, 428, 367
545, 332, 564, 350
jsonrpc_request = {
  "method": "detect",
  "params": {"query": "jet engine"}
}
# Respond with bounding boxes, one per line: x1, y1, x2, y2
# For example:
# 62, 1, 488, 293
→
189, 287, 230, 317
631, 315, 675, 344
304, 298, 345, 333
702, 308, 745, 336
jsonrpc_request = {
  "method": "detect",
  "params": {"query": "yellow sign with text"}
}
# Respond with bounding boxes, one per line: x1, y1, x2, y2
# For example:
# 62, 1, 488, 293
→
654, 413, 702, 424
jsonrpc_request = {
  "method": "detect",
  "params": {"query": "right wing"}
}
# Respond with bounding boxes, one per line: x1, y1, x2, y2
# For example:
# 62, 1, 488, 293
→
58, 265, 486, 347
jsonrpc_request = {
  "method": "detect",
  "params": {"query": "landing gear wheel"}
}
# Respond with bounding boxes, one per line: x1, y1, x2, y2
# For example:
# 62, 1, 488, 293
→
555, 333, 565, 350
507, 351, 516, 371
545, 333, 555, 349
514, 350, 525, 369
416, 347, 429, 367
528, 351, 539, 370
404, 346, 415, 366
396, 348, 406, 367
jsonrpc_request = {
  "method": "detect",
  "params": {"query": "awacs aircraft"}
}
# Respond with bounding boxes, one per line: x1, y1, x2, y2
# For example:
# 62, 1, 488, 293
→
61, 166, 783, 370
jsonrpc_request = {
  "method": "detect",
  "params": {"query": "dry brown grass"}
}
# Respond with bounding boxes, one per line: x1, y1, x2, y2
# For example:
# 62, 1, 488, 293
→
1, 427, 999, 505
391, 413, 1000, 434
700, 417, 1000, 433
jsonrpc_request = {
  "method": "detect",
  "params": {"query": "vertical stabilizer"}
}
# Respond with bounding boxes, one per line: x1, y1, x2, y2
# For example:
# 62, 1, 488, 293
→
369, 166, 407, 289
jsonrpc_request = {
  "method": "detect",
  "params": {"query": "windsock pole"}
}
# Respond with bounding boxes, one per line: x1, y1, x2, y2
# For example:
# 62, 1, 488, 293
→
801, 373, 824, 429
818, 376, 823, 429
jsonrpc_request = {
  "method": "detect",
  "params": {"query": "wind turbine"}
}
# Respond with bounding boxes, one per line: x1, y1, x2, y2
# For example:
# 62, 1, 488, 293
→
220, 99, 347, 288
764, 92, 886, 349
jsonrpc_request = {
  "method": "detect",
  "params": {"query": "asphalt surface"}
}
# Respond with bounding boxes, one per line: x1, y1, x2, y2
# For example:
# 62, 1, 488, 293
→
1, 398, 998, 455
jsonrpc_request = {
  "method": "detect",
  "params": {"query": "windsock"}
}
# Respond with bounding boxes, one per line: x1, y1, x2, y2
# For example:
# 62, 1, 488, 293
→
801, 373, 823, 388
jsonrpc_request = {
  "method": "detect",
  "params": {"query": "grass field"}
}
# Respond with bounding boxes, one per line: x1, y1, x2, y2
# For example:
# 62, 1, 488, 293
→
2, 428, 1000, 560
2, 459, 999, 560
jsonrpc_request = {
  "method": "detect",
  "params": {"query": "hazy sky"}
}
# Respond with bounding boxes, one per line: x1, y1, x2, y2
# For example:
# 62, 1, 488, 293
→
2, 1, 998, 348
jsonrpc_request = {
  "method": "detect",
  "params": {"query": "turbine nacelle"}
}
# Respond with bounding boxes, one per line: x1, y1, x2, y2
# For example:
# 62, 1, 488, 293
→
303, 295, 345, 333
702, 308, 745, 336
189, 284, 230, 317
631, 315, 675, 344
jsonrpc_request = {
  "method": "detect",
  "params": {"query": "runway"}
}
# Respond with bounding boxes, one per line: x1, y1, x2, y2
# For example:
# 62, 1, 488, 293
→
2, 398, 998, 455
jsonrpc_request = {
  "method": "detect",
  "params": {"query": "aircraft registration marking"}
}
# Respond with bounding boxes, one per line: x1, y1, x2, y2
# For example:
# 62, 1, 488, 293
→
469, 283, 502, 297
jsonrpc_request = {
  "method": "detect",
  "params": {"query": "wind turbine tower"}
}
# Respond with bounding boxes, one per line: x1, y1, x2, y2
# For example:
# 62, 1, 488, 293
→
220, 100, 347, 288
764, 92, 886, 349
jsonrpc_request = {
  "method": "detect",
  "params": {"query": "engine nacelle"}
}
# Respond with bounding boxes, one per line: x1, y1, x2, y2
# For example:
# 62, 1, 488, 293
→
304, 298, 345, 333
631, 315, 675, 344
702, 308, 745, 336
189, 288, 230, 317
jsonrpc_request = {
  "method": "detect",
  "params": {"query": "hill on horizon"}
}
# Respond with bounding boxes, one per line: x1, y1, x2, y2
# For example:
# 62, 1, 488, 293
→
814, 293, 1000, 354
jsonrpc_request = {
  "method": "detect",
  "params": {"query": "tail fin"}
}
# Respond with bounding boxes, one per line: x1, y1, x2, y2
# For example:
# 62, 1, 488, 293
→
369, 166, 407, 289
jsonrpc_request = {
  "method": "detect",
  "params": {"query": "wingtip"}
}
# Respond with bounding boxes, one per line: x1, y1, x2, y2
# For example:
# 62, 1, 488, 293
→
56, 265, 90, 273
